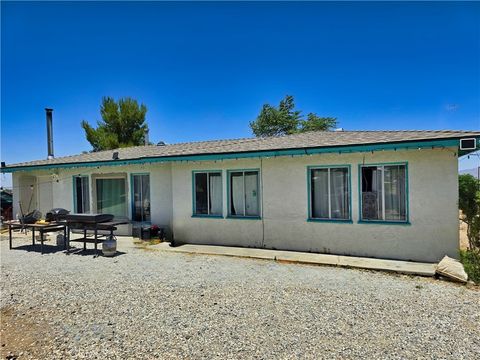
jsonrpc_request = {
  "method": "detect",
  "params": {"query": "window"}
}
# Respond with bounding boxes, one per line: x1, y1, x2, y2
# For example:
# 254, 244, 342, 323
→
96, 177, 127, 218
228, 170, 260, 218
309, 166, 350, 220
193, 171, 223, 216
132, 174, 151, 222
74, 176, 90, 213
360, 164, 407, 222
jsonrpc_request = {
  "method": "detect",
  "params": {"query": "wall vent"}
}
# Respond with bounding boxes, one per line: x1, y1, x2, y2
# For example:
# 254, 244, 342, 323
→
460, 138, 476, 150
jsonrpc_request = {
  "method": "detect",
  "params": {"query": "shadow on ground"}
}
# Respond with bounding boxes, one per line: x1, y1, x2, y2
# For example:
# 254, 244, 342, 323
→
8, 244, 126, 257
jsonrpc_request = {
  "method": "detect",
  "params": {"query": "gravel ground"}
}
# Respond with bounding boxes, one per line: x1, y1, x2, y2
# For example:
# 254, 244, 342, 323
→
1, 233, 479, 359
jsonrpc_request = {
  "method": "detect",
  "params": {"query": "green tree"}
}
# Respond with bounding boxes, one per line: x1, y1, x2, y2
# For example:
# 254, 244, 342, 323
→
459, 174, 480, 251
300, 113, 338, 133
250, 95, 337, 137
81, 97, 149, 151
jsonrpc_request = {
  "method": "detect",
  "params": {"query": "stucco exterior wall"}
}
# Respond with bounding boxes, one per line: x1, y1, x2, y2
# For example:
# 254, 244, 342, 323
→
171, 159, 264, 247
11, 163, 173, 236
171, 148, 459, 262
12, 173, 38, 218
10, 147, 459, 262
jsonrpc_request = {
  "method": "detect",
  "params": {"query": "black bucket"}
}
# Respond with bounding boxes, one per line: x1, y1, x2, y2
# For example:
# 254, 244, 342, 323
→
140, 226, 151, 240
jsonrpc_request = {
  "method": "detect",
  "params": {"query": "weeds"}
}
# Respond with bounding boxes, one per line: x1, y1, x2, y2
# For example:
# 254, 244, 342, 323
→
460, 250, 480, 284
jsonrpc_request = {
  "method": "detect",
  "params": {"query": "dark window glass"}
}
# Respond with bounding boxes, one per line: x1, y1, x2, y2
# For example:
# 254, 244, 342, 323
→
75, 176, 90, 213
195, 173, 208, 215
132, 174, 151, 222
361, 165, 406, 221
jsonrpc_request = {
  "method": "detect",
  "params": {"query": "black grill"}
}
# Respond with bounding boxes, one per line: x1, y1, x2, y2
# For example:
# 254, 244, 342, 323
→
45, 208, 70, 222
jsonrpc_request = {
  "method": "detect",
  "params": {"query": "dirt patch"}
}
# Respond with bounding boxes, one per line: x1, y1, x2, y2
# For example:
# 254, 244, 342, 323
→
0, 306, 53, 359
133, 238, 164, 246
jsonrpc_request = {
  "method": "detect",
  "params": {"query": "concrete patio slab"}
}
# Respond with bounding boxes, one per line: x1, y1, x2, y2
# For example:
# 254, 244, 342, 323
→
149, 242, 437, 276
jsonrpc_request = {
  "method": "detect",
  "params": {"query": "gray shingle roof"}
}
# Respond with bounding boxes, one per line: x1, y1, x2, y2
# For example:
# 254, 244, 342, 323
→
3, 130, 479, 170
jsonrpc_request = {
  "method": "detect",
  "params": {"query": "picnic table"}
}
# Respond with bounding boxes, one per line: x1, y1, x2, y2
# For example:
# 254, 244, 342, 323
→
5, 220, 67, 254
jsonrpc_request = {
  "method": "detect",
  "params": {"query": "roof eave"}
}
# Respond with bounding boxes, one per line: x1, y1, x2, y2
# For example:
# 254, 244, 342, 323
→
1, 137, 469, 174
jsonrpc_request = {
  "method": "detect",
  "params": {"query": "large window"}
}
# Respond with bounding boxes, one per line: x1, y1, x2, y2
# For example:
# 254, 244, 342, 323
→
96, 177, 127, 218
228, 170, 260, 218
360, 164, 407, 222
74, 176, 90, 213
193, 171, 223, 216
309, 166, 350, 220
132, 174, 151, 222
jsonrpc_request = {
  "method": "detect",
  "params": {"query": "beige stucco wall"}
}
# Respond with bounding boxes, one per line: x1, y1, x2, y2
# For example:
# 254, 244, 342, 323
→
12, 173, 38, 217
11, 147, 459, 262
12, 163, 173, 236
171, 148, 459, 262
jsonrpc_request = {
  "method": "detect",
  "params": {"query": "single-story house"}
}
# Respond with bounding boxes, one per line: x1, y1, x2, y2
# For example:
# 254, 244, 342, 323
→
2, 130, 479, 262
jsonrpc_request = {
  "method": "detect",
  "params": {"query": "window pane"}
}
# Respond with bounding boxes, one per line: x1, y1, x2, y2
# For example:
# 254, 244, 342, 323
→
133, 176, 141, 219
96, 178, 127, 217
75, 177, 89, 213
208, 173, 222, 215
142, 175, 150, 221
361, 167, 382, 220
311, 169, 329, 218
245, 171, 259, 216
384, 165, 406, 221
132, 175, 150, 222
230, 172, 245, 216
75, 177, 83, 213
82, 178, 90, 213
330, 168, 349, 219
195, 173, 208, 214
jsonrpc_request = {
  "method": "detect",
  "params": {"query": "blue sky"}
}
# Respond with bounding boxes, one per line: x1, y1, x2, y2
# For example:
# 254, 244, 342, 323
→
1, 1, 479, 187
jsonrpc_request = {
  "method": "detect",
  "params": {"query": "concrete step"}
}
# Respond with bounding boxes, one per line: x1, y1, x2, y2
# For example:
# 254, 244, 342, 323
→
150, 242, 437, 277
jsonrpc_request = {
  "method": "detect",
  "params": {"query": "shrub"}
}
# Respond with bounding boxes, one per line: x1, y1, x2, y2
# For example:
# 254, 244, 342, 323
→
460, 250, 480, 284
459, 174, 480, 251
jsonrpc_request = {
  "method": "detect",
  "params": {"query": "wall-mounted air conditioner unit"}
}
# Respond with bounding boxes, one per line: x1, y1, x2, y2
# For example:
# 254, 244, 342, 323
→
460, 138, 477, 151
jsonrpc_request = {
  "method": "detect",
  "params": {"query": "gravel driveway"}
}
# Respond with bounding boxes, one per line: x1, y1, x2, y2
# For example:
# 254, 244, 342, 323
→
1, 234, 479, 359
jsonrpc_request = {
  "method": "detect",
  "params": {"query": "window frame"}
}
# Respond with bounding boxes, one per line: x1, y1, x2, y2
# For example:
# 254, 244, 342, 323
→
192, 170, 224, 218
307, 165, 352, 223
130, 173, 151, 223
72, 175, 90, 214
226, 169, 261, 220
358, 162, 410, 225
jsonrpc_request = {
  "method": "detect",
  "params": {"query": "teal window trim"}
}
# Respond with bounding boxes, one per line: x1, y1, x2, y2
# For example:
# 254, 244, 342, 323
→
307, 218, 353, 224
72, 175, 90, 213
2, 138, 468, 174
226, 168, 261, 219
357, 162, 409, 224
191, 214, 224, 219
130, 173, 151, 223
306, 164, 352, 222
192, 170, 223, 217
226, 215, 261, 220
357, 220, 411, 226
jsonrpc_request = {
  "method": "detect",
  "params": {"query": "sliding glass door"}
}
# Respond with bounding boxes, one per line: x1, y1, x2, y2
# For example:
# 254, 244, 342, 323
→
96, 178, 127, 218
132, 174, 151, 222
74, 176, 90, 213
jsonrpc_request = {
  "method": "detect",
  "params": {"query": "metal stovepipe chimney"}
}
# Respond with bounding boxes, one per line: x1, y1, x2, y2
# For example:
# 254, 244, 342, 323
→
46, 108, 54, 159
